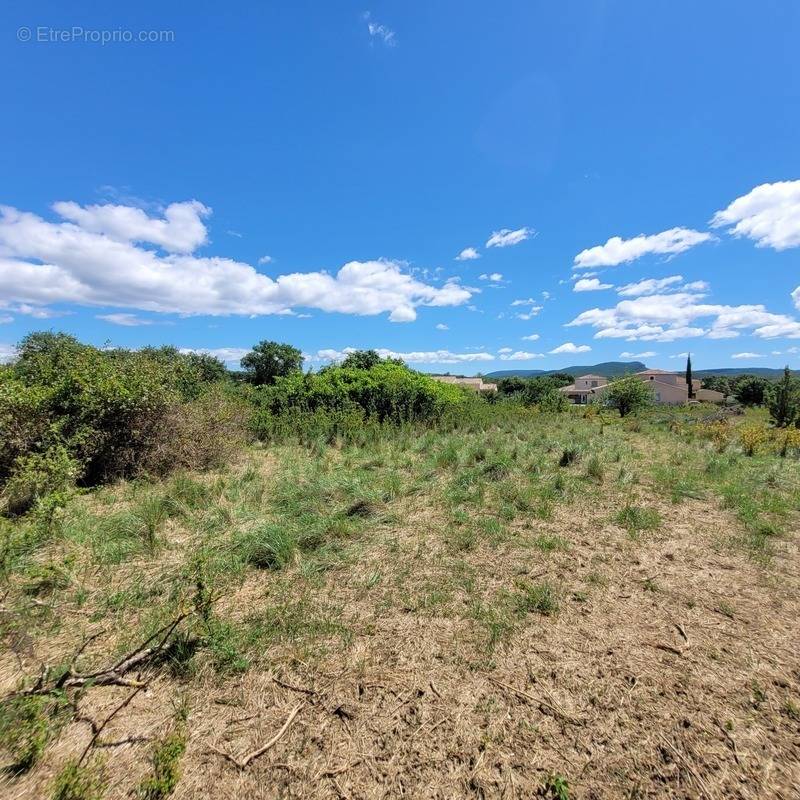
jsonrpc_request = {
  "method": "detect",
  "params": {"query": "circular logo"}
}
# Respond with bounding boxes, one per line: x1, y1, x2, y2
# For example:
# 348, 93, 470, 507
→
17, 26, 32, 42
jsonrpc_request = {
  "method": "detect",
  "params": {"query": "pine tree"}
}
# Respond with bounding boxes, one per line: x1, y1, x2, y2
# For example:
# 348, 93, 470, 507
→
768, 366, 798, 428
686, 354, 694, 399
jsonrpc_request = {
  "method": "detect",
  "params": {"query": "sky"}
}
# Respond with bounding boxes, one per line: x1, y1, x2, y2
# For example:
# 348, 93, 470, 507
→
1, 1, 800, 373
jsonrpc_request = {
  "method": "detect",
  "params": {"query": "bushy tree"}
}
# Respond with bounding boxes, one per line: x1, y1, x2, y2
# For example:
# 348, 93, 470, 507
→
240, 341, 303, 386
602, 375, 653, 417
521, 376, 566, 406
536, 387, 569, 413
701, 375, 733, 396
768, 366, 799, 428
496, 376, 527, 397
734, 376, 771, 407
339, 349, 404, 370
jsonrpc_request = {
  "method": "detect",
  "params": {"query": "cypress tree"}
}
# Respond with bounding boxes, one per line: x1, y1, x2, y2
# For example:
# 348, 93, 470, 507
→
686, 354, 694, 399
768, 366, 798, 428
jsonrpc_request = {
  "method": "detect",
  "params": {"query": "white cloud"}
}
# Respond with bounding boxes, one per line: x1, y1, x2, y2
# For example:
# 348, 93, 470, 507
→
0, 315, 12, 324
435, 323, 449, 330
486, 227, 534, 248
731, 352, 764, 359
617, 275, 684, 297
521, 333, 540, 341
499, 350, 544, 360
620, 351, 656, 359
511, 297, 537, 306
479, 272, 503, 282
52, 200, 209, 253
550, 342, 591, 354
568, 287, 800, 342
0, 343, 17, 363
574, 228, 713, 268
364, 12, 396, 45
574, 277, 613, 292
303, 346, 544, 365
180, 347, 249, 365
0, 202, 473, 322
308, 347, 494, 364
542, 291, 551, 300
455, 247, 480, 261
258, 255, 273, 265
97, 313, 155, 326
711, 180, 800, 251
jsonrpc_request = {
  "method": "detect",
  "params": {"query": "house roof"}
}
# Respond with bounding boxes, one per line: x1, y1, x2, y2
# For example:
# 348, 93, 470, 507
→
636, 369, 676, 375
577, 374, 604, 380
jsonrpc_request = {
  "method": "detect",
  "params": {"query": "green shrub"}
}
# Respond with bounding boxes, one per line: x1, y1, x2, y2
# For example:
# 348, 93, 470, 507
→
252, 361, 467, 438
0, 333, 242, 509
1, 445, 78, 516
51, 760, 106, 800
602, 376, 653, 417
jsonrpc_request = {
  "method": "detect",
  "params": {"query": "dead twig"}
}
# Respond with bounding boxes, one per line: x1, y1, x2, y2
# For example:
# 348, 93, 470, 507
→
77, 684, 147, 766
272, 675, 318, 697
488, 677, 581, 724
209, 702, 304, 769
658, 733, 715, 800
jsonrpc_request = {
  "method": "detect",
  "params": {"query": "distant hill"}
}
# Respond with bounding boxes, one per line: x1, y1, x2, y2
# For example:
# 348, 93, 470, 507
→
693, 367, 793, 379
482, 363, 794, 381
484, 361, 646, 380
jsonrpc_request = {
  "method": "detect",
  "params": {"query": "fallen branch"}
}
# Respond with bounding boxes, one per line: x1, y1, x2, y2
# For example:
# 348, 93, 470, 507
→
209, 702, 304, 769
11, 613, 189, 698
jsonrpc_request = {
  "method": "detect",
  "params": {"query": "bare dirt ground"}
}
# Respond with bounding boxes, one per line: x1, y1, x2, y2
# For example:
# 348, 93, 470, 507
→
3, 433, 800, 799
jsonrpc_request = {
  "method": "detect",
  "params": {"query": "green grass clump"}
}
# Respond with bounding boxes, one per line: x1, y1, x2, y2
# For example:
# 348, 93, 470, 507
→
51, 760, 106, 800
0, 693, 71, 775
514, 580, 560, 616
137, 726, 187, 800
614, 505, 662, 536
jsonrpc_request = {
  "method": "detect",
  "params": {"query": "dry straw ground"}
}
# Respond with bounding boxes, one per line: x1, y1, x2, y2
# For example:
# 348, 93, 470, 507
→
2, 407, 799, 799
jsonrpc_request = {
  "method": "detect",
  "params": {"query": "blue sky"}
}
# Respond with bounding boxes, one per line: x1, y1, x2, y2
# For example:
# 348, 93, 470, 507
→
2, 1, 799, 373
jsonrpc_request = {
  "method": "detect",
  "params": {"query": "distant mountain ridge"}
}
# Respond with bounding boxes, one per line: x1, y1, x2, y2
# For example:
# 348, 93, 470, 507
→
484, 361, 646, 379
482, 362, 794, 380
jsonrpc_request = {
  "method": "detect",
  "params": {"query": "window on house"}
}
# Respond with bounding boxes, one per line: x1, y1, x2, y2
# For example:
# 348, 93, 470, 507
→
591, 380, 597, 387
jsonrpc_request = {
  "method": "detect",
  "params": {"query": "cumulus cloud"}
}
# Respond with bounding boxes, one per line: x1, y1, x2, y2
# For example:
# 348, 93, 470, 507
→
574, 228, 713, 268
574, 277, 613, 292
258, 255, 273, 265
180, 347, 250, 365
479, 272, 504, 283
711, 180, 800, 251
731, 352, 764, 359
620, 351, 656, 359
97, 313, 155, 326
568, 286, 800, 341
521, 333, 540, 341
435, 323, 449, 330
455, 247, 480, 261
0, 201, 472, 322
617, 275, 684, 297
550, 342, 591, 354
303, 346, 544, 365
52, 200, 209, 253
486, 227, 534, 248
307, 347, 494, 364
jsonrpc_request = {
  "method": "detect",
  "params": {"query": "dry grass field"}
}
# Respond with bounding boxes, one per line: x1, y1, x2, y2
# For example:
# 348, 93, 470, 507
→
2, 407, 799, 799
